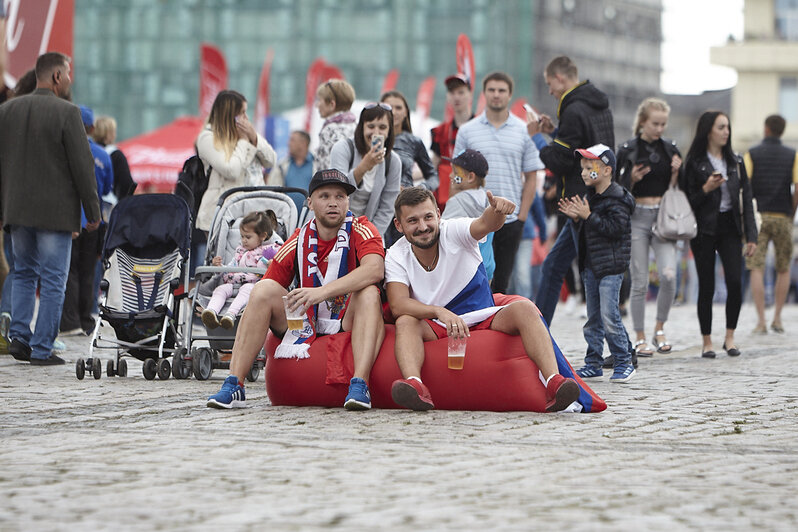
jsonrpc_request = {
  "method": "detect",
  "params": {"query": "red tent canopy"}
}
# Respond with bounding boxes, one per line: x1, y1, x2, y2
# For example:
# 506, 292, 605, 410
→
117, 116, 205, 193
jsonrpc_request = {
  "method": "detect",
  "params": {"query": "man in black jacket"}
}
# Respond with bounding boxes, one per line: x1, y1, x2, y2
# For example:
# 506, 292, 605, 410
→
528, 56, 614, 325
0, 52, 100, 365
744, 114, 798, 334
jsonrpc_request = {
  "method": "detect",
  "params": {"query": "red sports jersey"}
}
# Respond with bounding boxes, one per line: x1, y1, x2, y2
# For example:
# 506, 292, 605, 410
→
265, 216, 384, 288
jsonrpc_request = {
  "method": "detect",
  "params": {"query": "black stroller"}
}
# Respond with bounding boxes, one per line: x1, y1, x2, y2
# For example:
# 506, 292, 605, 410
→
76, 194, 191, 380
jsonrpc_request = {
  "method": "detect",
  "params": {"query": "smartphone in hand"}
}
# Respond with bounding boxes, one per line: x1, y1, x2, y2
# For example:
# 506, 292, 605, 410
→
523, 103, 540, 123
371, 134, 385, 152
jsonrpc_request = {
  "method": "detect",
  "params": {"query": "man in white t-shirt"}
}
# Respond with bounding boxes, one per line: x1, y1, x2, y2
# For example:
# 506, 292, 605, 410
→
384, 187, 580, 412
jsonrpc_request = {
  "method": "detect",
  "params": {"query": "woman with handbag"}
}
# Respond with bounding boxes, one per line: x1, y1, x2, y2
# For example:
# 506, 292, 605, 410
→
616, 98, 683, 357
684, 110, 757, 358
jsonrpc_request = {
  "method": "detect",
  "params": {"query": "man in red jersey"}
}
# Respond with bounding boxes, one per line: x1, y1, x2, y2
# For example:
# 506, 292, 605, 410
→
206, 169, 385, 410
430, 74, 474, 210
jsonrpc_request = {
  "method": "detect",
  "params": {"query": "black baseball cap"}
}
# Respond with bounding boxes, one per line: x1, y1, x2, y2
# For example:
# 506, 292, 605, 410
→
446, 149, 489, 178
444, 73, 471, 90
308, 169, 356, 196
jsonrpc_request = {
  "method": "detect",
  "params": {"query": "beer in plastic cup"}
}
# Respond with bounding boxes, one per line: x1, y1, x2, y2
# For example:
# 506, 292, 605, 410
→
283, 296, 305, 330
447, 336, 467, 370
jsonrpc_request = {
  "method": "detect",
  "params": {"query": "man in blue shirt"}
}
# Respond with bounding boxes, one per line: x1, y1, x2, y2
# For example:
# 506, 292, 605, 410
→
455, 71, 544, 294
60, 105, 113, 335
269, 130, 314, 214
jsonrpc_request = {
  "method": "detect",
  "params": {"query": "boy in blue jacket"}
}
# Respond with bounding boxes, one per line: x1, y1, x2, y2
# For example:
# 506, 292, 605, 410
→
559, 144, 636, 382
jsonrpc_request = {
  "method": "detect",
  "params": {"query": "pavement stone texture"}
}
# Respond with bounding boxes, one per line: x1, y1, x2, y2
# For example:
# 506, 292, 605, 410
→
1, 301, 797, 531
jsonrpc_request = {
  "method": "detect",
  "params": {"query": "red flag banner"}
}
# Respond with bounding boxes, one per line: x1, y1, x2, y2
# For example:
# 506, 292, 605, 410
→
4, 0, 74, 88
199, 43, 228, 118
381, 69, 400, 94
255, 48, 274, 135
415, 76, 437, 124
304, 58, 327, 132
304, 58, 345, 131
456, 34, 476, 89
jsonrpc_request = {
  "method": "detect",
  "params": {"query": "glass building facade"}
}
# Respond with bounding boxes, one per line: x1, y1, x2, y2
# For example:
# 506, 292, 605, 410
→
74, 0, 537, 141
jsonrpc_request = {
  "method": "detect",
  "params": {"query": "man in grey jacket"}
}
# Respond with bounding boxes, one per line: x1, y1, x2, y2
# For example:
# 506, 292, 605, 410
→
0, 52, 100, 365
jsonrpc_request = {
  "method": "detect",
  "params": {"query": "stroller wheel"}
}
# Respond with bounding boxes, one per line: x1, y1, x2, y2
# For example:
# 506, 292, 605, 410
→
192, 347, 213, 381
142, 358, 157, 380
172, 349, 189, 379
76, 359, 86, 380
92, 358, 102, 380
106, 359, 115, 378
157, 358, 171, 380
117, 358, 128, 377
246, 363, 260, 383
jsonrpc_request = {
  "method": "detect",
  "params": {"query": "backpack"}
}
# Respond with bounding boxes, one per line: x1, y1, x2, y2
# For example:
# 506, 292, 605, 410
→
346, 138, 391, 175
652, 184, 697, 241
174, 154, 212, 227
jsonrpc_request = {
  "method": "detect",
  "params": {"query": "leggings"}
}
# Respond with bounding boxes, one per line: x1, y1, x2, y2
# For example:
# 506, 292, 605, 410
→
207, 282, 255, 317
690, 212, 743, 335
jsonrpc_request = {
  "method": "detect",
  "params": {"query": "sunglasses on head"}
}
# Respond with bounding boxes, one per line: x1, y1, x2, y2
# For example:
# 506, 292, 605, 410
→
364, 102, 392, 111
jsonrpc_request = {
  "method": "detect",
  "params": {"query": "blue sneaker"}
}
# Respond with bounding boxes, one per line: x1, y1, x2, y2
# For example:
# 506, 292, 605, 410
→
576, 365, 603, 378
344, 377, 371, 410
52, 339, 66, 354
610, 364, 635, 383
207, 376, 246, 409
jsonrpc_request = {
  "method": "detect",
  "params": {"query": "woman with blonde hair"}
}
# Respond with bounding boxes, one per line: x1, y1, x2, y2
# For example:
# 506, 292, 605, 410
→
196, 90, 275, 232
615, 97, 683, 357
92, 115, 136, 200
314, 79, 356, 172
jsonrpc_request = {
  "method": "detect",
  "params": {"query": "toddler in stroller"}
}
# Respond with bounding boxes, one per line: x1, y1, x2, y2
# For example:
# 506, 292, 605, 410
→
201, 210, 281, 329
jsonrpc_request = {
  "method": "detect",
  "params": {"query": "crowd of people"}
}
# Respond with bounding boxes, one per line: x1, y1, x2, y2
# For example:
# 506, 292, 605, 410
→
2, 50, 795, 414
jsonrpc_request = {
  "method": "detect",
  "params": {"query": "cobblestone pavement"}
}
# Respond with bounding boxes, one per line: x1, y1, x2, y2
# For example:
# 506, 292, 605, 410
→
1, 302, 797, 531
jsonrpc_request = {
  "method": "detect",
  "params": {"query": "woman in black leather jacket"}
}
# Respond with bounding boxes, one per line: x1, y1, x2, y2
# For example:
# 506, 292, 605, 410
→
683, 110, 757, 359
616, 98, 682, 358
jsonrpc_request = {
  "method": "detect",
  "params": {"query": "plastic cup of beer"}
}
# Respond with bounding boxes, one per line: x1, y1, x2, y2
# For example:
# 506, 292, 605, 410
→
447, 336, 467, 370
283, 296, 305, 331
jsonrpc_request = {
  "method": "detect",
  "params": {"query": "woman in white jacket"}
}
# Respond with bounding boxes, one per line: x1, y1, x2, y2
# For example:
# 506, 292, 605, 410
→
330, 102, 401, 237
196, 90, 275, 232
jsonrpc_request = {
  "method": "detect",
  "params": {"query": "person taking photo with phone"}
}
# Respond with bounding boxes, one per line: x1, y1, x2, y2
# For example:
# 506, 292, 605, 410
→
330, 102, 401, 238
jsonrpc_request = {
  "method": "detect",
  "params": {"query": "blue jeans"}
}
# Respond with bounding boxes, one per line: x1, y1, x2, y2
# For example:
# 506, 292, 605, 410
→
509, 238, 533, 299
535, 220, 578, 325
0, 232, 14, 315
581, 268, 633, 368
9, 226, 72, 359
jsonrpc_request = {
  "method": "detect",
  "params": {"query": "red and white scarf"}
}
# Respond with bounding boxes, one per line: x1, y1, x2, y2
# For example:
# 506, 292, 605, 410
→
274, 212, 353, 359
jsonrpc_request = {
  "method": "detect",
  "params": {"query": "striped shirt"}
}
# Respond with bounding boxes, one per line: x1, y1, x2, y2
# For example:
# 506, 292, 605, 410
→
454, 112, 544, 222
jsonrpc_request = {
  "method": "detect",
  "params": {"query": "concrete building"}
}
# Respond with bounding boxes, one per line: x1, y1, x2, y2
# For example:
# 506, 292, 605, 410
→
712, 0, 798, 150
532, 0, 663, 147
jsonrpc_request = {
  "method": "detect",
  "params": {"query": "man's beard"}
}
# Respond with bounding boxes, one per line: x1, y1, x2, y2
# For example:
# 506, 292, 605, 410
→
315, 212, 343, 229
407, 227, 440, 249
59, 87, 73, 101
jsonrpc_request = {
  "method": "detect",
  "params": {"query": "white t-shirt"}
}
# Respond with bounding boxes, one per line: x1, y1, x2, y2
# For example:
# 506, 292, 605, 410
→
385, 218, 502, 325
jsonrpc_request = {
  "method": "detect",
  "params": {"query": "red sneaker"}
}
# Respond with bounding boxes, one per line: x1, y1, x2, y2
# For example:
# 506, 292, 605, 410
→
391, 378, 435, 411
545, 374, 580, 412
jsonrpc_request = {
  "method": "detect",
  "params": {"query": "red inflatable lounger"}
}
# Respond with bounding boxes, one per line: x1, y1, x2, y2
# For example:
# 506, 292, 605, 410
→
264, 322, 606, 413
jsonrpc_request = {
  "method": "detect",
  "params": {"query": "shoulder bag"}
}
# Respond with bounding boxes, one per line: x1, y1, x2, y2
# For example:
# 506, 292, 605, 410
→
652, 184, 697, 241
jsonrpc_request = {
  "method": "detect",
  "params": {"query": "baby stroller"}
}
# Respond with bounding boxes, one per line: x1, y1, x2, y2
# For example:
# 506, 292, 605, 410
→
182, 186, 307, 381
76, 194, 191, 380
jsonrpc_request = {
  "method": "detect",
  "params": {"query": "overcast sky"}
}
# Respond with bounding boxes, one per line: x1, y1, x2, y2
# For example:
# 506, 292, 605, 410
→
661, 0, 745, 94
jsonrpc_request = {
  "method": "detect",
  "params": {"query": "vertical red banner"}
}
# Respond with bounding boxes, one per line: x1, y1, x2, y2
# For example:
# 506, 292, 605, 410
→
255, 48, 274, 135
415, 76, 436, 124
199, 43, 228, 118
455, 33, 477, 117
4, 0, 74, 87
381, 69, 400, 95
304, 58, 345, 131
